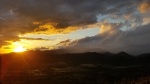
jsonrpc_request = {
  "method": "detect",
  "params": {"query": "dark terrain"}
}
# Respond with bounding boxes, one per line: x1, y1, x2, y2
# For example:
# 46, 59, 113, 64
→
1, 50, 150, 84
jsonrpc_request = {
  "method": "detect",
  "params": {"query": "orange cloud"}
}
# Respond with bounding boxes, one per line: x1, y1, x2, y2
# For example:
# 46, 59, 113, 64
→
138, 2, 150, 13
99, 23, 119, 35
33, 23, 79, 35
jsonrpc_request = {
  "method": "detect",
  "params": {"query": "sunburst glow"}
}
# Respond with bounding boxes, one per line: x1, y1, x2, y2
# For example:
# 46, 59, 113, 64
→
14, 46, 26, 52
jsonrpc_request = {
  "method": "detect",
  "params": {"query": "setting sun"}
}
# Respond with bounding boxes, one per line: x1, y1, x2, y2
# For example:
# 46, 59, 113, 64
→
14, 46, 26, 52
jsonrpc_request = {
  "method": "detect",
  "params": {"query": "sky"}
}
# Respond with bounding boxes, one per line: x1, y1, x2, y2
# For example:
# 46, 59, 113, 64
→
0, 0, 150, 55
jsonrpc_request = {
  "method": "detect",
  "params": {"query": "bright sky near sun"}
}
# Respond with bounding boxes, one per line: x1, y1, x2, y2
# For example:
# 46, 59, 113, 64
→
0, 28, 99, 53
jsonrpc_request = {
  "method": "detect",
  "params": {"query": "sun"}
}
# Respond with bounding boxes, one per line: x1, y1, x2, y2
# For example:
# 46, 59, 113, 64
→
14, 46, 26, 52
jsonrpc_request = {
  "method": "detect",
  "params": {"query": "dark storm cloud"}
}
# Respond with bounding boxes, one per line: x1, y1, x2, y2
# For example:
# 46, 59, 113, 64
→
13, 0, 141, 28
0, 10, 36, 47
0, 0, 142, 32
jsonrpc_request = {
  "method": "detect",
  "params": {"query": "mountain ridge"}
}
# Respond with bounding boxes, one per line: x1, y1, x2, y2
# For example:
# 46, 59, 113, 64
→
0, 51, 150, 66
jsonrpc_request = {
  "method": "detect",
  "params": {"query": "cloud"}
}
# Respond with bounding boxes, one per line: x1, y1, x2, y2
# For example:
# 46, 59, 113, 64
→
0, 10, 36, 47
138, 1, 150, 13
20, 37, 50, 41
136, 1, 150, 26
63, 23, 150, 55
33, 23, 78, 34
0, 35, 19, 47
56, 39, 71, 48
0, 0, 150, 55
0, 0, 141, 32
2, 46, 11, 49
9, 0, 141, 29
34, 47, 50, 51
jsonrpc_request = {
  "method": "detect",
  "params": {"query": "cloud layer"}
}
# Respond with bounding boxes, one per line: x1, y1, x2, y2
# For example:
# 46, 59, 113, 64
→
1, 0, 150, 54
62, 23, 150, 55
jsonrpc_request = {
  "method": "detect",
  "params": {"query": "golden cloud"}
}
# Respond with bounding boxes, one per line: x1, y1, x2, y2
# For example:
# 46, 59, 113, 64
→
33, 23, 79, 35
138, 2, 150, 13
100, 23, 119, 35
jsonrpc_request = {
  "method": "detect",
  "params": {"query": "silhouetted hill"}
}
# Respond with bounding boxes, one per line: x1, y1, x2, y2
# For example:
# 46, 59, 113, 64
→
136, 53, 150, 65
0, 51, 150, 67
1, 51, 150, 84
137, 53, 150, 58
116, 51, 131, 56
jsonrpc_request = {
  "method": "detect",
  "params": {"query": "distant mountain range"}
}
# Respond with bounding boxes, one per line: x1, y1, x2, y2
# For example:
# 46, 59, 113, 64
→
0, 50, 150, 67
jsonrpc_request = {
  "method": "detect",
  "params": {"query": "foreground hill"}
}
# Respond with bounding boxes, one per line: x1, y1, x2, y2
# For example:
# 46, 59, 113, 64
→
1, 51, 150, 84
